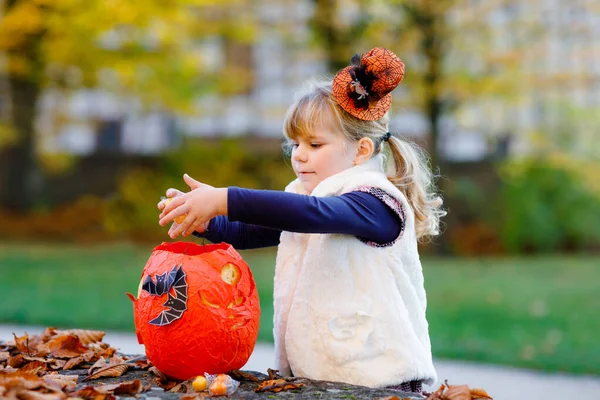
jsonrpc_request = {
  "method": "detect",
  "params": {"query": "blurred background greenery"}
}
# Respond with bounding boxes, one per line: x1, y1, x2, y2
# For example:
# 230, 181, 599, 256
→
0, 0, 599, 377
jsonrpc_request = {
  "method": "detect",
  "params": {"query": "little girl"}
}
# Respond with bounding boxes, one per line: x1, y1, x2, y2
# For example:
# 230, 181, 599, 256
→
158, 48, 445, 393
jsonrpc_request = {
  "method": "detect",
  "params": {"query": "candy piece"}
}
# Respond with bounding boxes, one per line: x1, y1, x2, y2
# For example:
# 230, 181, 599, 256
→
192, 375, 207, 391
164, 197, 186, 224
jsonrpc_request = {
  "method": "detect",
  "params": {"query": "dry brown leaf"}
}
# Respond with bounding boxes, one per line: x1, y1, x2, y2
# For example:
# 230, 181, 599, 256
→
168, 381, 194, 393
6, 389, 66, 400
444, 384, 471, 400
89, 343, 116, 359
42, 373, 78, 391
424, 383, 447, 400
154, 377, 178, 391
8, 354, 26, 368
0, 370, 65, 395
424, 381, 493, 400
227, 369, 260, 382
83, 363, 129, 381
254, 379, 305, 393
63, 350, 95, 370
36, 335, 88, 359
55, 329, 105, 345
47, 359, 66, 371
470, 388, 493, 399
21, 333, 51, 355
72, 386, 116, 400
0, 370, 44, 390
87, 357, 108, 376
149, 366, 166, 381
22, 356, 51, 364
113, 379, 144, 395
108, 355, 125, 364
266, 368, 281, 380
150, 366, 179, 390
93, 379, 145, 395
20, 360, 48, 375
132, 358, 152, 370
13, 333, 32, 355
38, 327, 58, 341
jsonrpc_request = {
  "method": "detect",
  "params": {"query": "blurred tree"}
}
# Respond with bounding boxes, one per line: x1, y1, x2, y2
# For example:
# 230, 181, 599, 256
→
383, 0, 538, 168
310, 0, 372, 71
308, 0, 537, 169
0, 0, 255, 212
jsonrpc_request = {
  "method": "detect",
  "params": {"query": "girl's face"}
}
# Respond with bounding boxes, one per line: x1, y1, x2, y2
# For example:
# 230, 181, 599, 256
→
290, 123, 357, 194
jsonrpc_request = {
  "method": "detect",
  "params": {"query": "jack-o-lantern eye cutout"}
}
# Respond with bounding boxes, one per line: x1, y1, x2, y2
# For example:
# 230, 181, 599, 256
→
221, 263, 240, 285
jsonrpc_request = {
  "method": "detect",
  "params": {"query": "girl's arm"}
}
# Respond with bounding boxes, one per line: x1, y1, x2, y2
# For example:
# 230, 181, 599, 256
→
159, 174, 402, 245
227, 187, 402, 245
192, 216, 282, 250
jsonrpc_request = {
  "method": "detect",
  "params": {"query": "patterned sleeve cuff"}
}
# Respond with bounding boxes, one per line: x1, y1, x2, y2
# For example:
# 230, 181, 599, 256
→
354, 186, 405, 248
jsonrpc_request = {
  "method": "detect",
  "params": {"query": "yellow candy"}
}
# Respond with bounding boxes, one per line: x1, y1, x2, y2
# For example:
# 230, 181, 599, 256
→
192, 375, 208, 392
163, 197, 186, 224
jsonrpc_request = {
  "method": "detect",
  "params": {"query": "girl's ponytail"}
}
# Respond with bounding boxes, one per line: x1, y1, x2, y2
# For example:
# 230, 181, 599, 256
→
386, 136, 446, 240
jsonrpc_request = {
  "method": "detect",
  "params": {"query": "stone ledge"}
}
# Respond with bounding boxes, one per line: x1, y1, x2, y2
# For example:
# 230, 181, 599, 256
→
69, 363, 423, 399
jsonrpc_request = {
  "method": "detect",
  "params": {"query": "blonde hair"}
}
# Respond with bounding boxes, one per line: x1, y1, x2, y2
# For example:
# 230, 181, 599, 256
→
283, 80, 446, 240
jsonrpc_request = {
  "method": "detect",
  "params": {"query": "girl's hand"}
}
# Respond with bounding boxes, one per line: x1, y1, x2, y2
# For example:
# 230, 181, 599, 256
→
158, 174, 228, 239
157, 189, 185, 212
157, 189, 209, 237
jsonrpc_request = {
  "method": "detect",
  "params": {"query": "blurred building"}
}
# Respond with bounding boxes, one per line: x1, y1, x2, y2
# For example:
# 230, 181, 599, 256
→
446, 0, 600, 159
34, 0, 599, 161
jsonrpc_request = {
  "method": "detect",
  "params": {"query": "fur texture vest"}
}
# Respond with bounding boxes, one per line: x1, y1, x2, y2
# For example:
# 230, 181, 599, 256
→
272, 155, 437, 387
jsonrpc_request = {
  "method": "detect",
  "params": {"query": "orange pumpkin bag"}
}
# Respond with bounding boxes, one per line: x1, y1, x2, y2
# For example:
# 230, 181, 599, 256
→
127, 242, 261, 380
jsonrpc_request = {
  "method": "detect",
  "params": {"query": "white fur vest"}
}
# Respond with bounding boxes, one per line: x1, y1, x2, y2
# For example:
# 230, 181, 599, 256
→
272, 155, 437, 387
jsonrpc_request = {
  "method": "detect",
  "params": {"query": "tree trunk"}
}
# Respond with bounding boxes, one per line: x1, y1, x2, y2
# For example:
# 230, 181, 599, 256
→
311, 0, 370, 72
311, 0, 347, 71
423, 28, 443, 172
0, 0, 45, 212
1, 75, 41, 212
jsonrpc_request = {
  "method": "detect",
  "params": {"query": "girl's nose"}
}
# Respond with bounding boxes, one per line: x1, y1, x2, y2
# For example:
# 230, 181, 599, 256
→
293, 145, 307, 162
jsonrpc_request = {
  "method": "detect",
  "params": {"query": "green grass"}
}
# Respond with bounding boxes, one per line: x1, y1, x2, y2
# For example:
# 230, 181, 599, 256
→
0, 242, 276, 344
1, 242, 599, 375
425, 256, 600, 375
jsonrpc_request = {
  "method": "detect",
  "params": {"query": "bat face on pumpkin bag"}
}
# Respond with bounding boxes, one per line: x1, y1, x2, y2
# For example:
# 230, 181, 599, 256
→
127, 242, 261, 381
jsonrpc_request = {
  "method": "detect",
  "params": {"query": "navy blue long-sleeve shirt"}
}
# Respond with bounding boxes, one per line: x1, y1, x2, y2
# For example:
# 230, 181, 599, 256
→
193, 187, 402, 249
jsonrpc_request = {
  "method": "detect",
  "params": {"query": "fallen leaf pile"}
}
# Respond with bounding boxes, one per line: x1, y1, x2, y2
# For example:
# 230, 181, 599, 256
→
1, 327, 493, 399
423, 380, 493, 400
0, 327, 152, 399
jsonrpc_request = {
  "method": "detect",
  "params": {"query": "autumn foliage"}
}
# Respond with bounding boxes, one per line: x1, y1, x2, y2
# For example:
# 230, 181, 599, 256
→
1, 327, 495, 399
0, 327, 152, 398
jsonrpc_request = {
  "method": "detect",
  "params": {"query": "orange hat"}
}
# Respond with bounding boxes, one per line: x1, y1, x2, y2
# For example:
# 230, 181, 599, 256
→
332, 48, 405, 121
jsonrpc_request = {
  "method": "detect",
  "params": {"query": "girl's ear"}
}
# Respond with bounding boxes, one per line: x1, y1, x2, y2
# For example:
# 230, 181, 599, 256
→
354, 137, 374, 165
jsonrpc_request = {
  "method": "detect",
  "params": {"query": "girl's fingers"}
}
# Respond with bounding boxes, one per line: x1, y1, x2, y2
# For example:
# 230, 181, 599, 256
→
168, 220, 182, 236
160, 194, 187, 220
170, 215, 196, 239
159, 189, 185, 212
159, 203, 188, 226
184, 173, 210, 190
166, 188, 184, 198
183, 220, 206, 236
